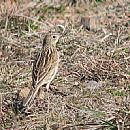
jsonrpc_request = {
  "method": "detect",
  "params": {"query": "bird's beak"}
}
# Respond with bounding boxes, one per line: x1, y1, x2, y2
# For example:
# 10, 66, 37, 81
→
58, 34, 62, 39
61, 32, 67, 37
59, 34, 63, 37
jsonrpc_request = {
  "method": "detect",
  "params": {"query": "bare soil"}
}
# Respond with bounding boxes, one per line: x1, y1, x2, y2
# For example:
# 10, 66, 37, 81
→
0, 0, 130, 130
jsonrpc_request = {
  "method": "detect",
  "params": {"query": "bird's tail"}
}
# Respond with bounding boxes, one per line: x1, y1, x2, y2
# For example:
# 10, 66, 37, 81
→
23, 85, 41, 112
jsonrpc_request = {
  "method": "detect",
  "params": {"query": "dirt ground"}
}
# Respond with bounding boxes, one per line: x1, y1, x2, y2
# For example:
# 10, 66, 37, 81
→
0, 0, 130, 130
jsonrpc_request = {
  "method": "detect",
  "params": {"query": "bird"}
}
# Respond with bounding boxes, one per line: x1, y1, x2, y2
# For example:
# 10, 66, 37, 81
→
21, 32, 62, 112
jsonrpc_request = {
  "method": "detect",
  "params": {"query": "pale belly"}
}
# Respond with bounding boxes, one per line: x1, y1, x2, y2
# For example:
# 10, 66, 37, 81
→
44, 61, 59, 84
36, 60, 59, 88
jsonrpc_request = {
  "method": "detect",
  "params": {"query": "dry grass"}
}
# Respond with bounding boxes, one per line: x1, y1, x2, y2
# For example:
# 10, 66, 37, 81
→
0, 0, 130, 130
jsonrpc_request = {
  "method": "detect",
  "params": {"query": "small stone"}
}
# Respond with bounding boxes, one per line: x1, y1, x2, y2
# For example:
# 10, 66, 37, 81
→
86, 80, 103, 90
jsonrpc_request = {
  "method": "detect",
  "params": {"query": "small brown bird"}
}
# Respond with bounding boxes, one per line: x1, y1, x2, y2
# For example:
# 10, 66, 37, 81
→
22, 32, 61, 111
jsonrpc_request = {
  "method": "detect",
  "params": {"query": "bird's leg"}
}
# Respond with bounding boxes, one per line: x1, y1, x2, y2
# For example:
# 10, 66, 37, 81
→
46, 82, 51, 113
46, 82, 50, 92
37, 88, 41, 97
36, 86, 45, 106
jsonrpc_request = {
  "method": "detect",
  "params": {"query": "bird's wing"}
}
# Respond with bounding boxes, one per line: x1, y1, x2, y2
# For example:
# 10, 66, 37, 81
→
22, 47, 53, 107
32, 47, 52, 88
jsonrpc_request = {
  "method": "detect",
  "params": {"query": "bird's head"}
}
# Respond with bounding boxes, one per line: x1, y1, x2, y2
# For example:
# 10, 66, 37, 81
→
42, 25, 66, 47
43, 33, 61, 47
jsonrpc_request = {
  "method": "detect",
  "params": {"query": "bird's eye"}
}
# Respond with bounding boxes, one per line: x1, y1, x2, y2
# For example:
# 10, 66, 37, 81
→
52, 35, 56, 39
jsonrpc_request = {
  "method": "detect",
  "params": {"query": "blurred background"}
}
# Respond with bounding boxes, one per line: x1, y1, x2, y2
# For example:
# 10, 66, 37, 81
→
0, 0, 130, 130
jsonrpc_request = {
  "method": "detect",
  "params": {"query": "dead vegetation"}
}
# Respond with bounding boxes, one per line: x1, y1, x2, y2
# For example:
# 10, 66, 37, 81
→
0, 0, 130, 130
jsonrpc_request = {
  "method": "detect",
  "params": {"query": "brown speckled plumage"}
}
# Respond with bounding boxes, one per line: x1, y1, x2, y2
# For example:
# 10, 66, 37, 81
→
23, 33, 61, 111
